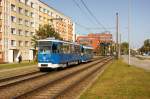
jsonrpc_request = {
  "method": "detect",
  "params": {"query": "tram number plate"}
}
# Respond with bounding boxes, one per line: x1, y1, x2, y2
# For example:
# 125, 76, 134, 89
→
41, 64, 48, 67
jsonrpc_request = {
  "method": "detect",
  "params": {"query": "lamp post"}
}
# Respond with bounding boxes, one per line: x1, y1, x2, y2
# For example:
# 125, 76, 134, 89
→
116, 12, 119, 59
128, 0, 131, 65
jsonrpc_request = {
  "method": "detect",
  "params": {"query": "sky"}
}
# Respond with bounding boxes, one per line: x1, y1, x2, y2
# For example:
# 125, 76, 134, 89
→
41, 0, 150, 49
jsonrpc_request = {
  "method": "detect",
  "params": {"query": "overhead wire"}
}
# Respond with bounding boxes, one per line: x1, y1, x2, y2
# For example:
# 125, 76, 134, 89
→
72, 0, 97, 33
80, 0, 107, 31
72, 0, 96, 25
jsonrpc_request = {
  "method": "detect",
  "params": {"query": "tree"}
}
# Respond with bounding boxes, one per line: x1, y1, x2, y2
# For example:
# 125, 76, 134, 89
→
144, 39, 150, 47
121, 42, 129, 55
36, 24, 61, 39
139, 39, 150, 54
31, 24, 62, 49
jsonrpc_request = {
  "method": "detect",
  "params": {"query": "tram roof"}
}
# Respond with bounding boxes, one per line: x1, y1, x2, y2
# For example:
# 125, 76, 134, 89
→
83, 46, 93, 49
38, 38, 80, 45
38, 39, 63, 43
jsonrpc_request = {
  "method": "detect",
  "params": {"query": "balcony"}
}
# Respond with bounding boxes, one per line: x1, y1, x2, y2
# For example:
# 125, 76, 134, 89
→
0, 45, 2, 50
0, 32, 2, 39
0, 19, 2, 26
0, 6, 2, 13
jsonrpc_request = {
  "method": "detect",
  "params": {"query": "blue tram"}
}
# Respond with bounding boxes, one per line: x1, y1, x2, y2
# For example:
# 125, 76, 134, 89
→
38, 38, 81, 70
37, 38, 93, 70
81, 46, 93, 62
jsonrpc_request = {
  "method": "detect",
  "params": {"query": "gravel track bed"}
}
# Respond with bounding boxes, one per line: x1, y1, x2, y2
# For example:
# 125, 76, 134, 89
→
58, 59, 113, 99
0, 58, 104, 99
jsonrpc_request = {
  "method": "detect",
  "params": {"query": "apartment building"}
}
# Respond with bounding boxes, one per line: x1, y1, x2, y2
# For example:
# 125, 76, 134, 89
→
0, 0, 73, 63
0, 0, 3, 63
38, 1, 73, 41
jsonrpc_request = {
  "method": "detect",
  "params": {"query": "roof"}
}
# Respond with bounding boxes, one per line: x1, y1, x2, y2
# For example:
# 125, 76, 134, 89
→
38, 38, 64, 43
38, 38, 80, 46
38, 0, 71, 20
83, 46, 94, 49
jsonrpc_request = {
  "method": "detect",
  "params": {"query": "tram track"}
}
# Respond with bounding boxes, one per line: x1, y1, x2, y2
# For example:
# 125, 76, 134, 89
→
0, 57, 111, 98
0, 56, 102, 88
0, 56, 101, 82
14, 57, 112, 99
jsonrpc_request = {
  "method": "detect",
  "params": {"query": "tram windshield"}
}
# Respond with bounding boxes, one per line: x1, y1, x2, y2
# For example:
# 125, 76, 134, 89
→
38, 41, 52, 54
84, 49, 93, 54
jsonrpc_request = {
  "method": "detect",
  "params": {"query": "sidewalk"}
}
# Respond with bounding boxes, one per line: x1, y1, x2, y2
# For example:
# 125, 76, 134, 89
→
122, 55, 150, 71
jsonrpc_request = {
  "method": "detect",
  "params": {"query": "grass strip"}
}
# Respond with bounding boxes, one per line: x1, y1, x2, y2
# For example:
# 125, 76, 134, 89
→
0, 61, 36, 70
80, 59, 150, 99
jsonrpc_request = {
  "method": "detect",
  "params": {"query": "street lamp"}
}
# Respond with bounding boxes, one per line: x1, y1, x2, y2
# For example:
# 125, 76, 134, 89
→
128, 0, 131, 65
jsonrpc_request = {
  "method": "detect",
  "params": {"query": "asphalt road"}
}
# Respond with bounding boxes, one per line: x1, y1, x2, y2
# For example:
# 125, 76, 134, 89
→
122, 55, 150, 71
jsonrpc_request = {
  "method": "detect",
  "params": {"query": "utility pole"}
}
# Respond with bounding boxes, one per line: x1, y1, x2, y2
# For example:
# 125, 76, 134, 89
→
119, 32, 121, 57
116, 13, 119, 59
73, 23, 76, 42
128, 0, 131, 65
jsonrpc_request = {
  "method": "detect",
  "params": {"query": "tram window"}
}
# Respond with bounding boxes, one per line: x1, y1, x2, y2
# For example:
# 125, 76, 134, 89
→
74, 45, 80, 53
62, 44, 70, 53
52, 44, 58, 53
70, 44, 74, 53
81, 47, 84, 53
58, 44, 63, 53
39, 46, 51, 54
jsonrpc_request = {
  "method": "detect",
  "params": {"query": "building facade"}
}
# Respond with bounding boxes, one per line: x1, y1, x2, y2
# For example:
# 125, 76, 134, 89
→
0, 0, 73, 63
77, 32, 112, 51
0, 0, 3, 62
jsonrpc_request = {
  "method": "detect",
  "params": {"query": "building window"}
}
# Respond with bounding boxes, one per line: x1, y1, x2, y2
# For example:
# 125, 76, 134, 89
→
25, 41, 29, 46
39, 15, 42, 20
25, 20, 29, 26
43, 9, 47, 13
18, 18, 23, 24
56, 15, 58, 18
11, 4, 16, 11
30, 22, 34, 27
25, 9, 29, 16
0, 27, 2, 32
31, 2, 34, 8
51, 12, 53, 17
48, 12, 51, 16
39, 6, 42, 12
18, 0, 24, 3
18, 29, 23, 35
25, 0, 29, 5
11, 16, 16, 23
0, 13, 2, 19
30, 32, 34, 36
43, 17, 46, 21
48, 19, 51, 24
11, 40, 16, 46
18, 7, 23, 14
0, 39, 2, 45
0, 0, 2, 6
47, 10, 49, 15
18, 41, 23, 46
30, 12, 34, 18
25, 30, 29, 36
11, 28, 16, 35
